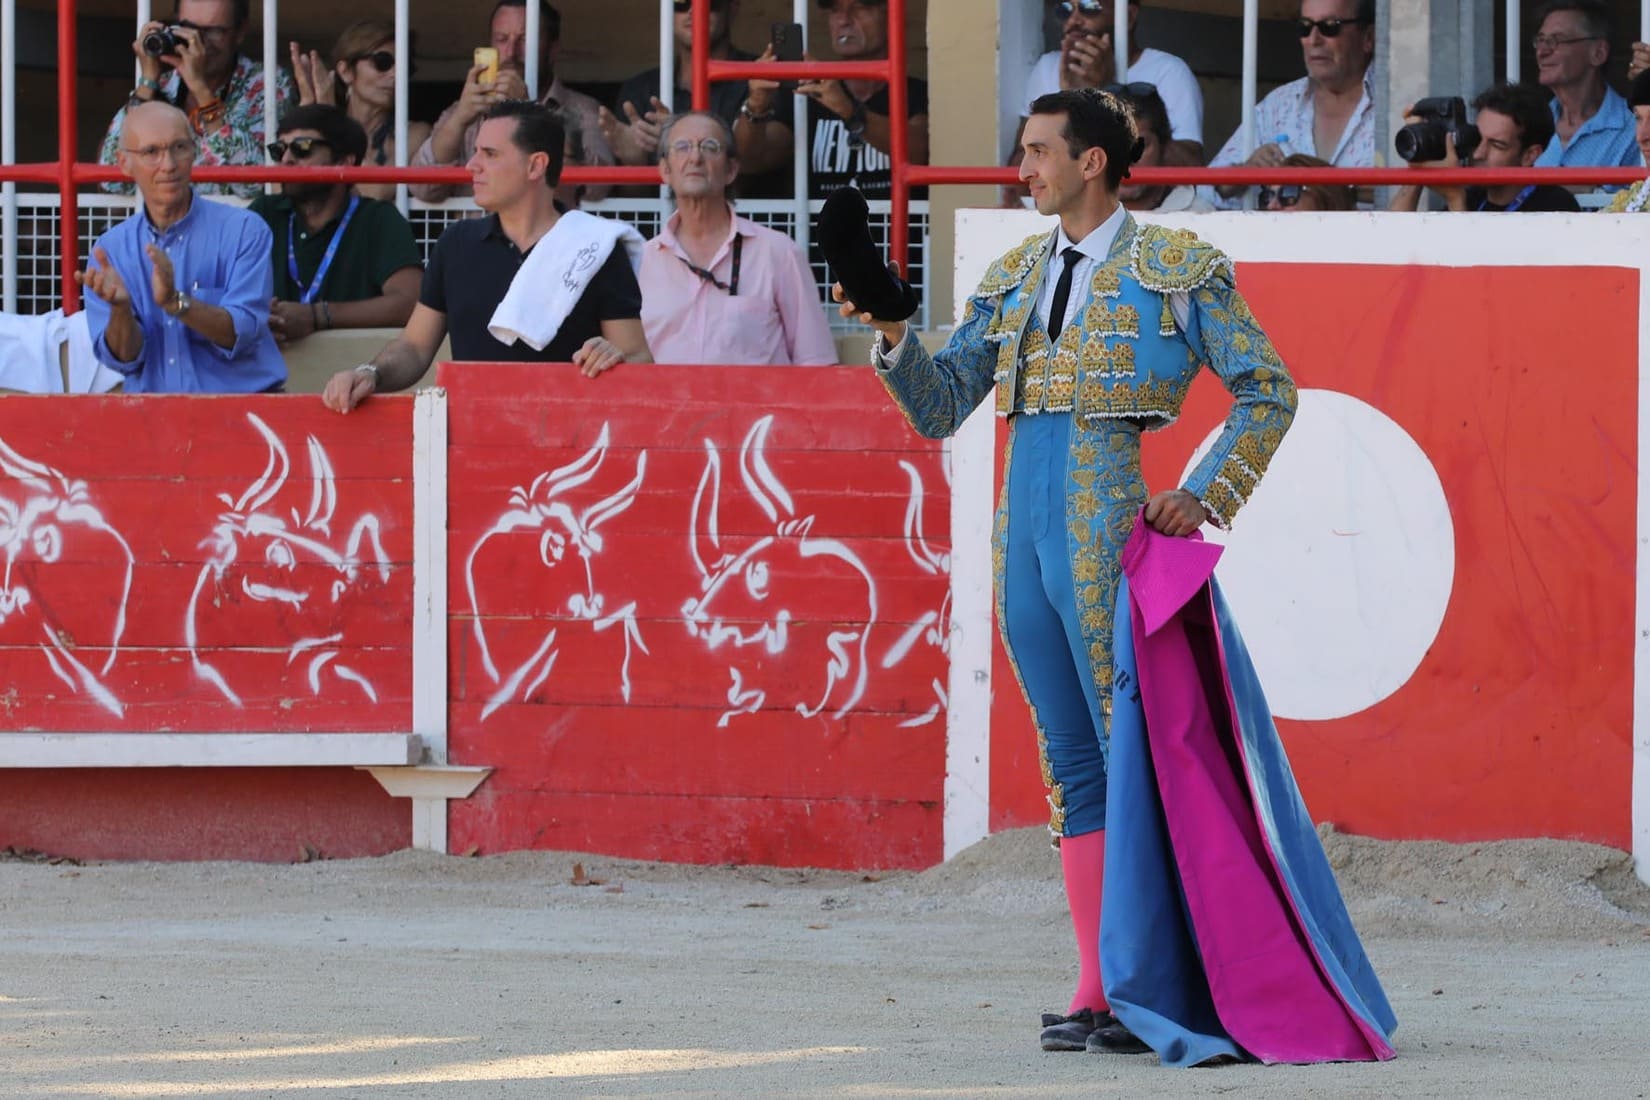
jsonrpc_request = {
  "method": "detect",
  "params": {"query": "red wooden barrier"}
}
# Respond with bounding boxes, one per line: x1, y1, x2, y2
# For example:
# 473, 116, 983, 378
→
439, 364, 950, 869
0, 396, 417, 859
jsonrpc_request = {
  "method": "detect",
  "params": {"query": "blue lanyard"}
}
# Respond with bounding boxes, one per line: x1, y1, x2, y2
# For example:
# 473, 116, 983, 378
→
287, 195, 359, 304
1480, 185, 1535, 212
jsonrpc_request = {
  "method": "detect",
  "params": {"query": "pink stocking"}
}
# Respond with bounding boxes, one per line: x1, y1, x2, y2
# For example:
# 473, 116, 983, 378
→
1060, 829, 1108, 1015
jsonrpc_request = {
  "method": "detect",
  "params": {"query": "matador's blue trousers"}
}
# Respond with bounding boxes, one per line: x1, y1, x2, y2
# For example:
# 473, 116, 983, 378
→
998, 411, 1146, 838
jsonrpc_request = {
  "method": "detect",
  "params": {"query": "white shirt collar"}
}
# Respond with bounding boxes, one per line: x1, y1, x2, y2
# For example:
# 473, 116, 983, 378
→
1055, 203, 1127, 266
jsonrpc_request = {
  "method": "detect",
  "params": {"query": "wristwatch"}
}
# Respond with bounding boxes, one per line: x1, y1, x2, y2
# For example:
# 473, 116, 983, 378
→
739, 99, 776, 124
845, 98, 868, 141
166, 290, 192, 317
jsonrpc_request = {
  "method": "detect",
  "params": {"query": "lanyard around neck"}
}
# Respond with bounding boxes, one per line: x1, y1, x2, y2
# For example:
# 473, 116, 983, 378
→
677, 232, 743, 296
287, 195, 360, 304
1480, 185, 1535, 212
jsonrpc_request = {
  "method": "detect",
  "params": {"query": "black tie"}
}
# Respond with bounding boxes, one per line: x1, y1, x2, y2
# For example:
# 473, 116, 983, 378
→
1047, 247, 1082, 342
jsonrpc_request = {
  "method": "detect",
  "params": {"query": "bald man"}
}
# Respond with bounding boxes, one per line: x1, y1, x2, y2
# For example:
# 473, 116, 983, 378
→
78, 101, 286, 393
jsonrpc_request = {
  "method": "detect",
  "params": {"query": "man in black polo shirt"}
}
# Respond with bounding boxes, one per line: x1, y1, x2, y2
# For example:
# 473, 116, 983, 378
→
1389, 82, 1582, 213
321, 99, 650, 413
731, 0, 930, 199
250, 104, 422, 345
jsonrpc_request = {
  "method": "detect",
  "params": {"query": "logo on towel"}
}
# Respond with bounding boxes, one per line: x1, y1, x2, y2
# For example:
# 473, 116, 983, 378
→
563, 241, 602, 290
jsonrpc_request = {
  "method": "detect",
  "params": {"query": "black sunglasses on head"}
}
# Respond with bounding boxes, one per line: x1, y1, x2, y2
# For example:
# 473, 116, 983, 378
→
1101, 81, 1159, 99
267, 136, 332, 160
1259, 185, 1304, 207
1296, 17, 1369, 38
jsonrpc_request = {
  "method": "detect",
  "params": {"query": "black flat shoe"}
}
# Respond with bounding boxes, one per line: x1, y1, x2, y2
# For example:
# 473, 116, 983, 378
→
1085, 1017, 1153, 1054
1040, 1008, 1114, 1052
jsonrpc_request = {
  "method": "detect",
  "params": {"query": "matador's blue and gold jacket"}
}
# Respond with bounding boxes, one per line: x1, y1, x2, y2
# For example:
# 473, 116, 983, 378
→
875, 213, 1297, 529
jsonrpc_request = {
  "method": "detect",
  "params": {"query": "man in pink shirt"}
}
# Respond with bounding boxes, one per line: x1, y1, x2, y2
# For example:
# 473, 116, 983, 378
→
639, 111, 837, 365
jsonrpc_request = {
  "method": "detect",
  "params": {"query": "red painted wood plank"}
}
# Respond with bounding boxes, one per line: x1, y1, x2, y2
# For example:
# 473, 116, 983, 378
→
448, 617, 946, 715
0, 396, 414, 480
0, 767, 408, 861
0, 645, 411, 731
450, 703, 944, 802
449, 787, 942, 869
439, 365, 934, 452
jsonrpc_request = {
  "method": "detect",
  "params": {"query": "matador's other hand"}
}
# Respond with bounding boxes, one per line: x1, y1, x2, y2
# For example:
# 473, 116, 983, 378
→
1144, 489, 1209, 537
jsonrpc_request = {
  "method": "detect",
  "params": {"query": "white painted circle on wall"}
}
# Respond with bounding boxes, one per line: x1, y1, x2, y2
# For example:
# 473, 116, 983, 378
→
1180, 388, 1454, 721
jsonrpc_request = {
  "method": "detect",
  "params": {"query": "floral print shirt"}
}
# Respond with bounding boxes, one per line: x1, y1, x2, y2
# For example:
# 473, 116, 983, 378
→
99, 54, 295, 199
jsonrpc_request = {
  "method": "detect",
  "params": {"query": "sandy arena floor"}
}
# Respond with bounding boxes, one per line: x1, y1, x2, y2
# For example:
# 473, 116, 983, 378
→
3, 827, 1649, 1099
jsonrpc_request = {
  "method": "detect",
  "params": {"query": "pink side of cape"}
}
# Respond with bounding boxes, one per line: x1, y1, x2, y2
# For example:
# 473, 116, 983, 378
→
1122, 521, 1389, 1063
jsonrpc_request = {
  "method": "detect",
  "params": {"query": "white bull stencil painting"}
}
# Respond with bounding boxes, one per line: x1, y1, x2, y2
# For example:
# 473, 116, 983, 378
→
465, 424, 649, 720
186, 412, 392, 706
882, 457, 952, 727
0, 436, 134, 718
683, 415, 880, 728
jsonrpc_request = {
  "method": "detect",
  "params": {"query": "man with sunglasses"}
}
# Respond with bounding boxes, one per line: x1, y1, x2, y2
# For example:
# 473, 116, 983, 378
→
78, 101, 286, 394
638, 111, 836, 365
99, 0, 295, 199
1203, 0, 1375, 209
1388, 83, 1581, 213
411, 0, 615, 208
248, 105, 424, 346
1530, 0, 1639, 181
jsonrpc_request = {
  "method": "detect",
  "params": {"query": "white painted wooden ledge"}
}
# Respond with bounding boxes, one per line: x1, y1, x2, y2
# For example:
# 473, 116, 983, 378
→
0, 732, 423, 768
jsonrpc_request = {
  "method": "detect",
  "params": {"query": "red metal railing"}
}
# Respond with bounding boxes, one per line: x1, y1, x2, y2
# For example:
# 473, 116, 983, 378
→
15, 0, 1650, 313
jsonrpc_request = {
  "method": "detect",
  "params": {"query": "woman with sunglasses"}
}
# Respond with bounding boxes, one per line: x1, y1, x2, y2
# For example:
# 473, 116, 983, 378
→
289, 20, 432, 202
1259, 154, 1356, 211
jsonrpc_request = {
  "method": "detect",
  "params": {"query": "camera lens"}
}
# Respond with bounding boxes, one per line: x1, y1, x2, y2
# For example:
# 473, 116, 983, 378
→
1394, 121, 1446, 163
141, 28, 177, 56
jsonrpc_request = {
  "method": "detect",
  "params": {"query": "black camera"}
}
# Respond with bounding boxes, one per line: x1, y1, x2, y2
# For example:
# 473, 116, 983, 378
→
1395, 97, 1480, 162
141, 25, 185, 57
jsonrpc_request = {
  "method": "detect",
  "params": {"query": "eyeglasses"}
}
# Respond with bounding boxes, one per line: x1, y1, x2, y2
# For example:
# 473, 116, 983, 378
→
1295, 17, 1369, 38
1100, 81, 1159, 99
267, 137, 332, 160
667, 137, 727, 158
1532, 33, 1599, 51
1057, 1, 1112, 17
121, 139, 196, 165
1259, 185, 1304, 208
175, 19, 234, 44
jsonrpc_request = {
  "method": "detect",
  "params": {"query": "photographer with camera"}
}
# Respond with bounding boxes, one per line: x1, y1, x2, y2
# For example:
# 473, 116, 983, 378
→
1388, 84, 1580, 213
97, 0, 294, 199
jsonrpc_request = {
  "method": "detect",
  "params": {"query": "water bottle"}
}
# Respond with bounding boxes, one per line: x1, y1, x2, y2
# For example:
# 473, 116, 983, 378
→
1273, 133, 1296, 157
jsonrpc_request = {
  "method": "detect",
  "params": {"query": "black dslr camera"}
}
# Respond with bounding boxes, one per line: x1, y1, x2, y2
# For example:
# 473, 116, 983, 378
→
141, 25, 185, 57
1395, 97, 1481, 162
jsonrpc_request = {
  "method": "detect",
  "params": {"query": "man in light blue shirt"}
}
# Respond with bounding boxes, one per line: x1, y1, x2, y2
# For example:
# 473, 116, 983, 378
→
1532, 0, 1641, 174
78, 100, 285, 393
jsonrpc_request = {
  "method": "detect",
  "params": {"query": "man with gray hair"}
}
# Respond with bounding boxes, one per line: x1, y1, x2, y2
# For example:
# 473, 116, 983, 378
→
1530, 0, 1639, 175
1202, 0, 1376, 208
638, 110, 836, 365
77, 101, 286, 393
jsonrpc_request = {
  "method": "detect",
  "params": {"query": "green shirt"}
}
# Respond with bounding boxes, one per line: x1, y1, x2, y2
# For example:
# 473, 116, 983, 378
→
249, 193, 422, 304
